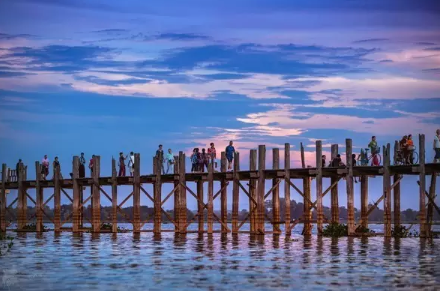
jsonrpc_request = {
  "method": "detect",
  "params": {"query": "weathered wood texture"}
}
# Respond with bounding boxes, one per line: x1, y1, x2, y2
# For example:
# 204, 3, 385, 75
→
330, 144, 339, 223
111, 158, 118, 233
197, 179, 204, 233
173, 155, 179, 232
418, 134, 427, 237
346, 139, 355, 235
232, 152, 240, 233
54, 165, 61, 231
17, 163, 26, 230
220, 152, 227, 233
249, 150, 257, 233
393, 141, 401, 228
316, 141, 323, 235
257, 145, 266, 234
154, 156, 162, 234
427, 173, 437, 236
284, 144, 291, 235
0, 164, 6, 232
360, 175, 368, 229
133, 154, 140, 233
383, 144, 392, 237
207, 156, 214, 234
179, 152, 187, 233
35, 162, 43, 232
272, 148, 280, 233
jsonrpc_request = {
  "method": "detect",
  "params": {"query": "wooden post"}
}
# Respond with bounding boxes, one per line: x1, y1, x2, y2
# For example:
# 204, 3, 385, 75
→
300, 142, 305, 168
272, 148, 280, 233
383, 144, 391, 237
197, 179, 204, 233
220, 152, 227, 233
0, 164, 6, 232
72, 157, 80, 232
173, 155, 179, 232
35, 162, 43, 232
133, 153, 140, 233
111, 158, 118, 233
54, 164, 61, 232
154, 156, 162, 234
232, 152, 240, 233
393, 141, 401, 228
257, 145, 266, 234
179, 152, 187, 233
303, 177, 312, 235
249, 150, 257, 233
316, 141, 323, 235
330, 144, 339, 223
360, 176, 368, 229
419, 134, 427, 237
17, 162, 26, 230
346, 139, 355, 235
207, 155, 214, 234
92, 155, 101, 233
427, 173, 437, 236
284, 144, 291, 235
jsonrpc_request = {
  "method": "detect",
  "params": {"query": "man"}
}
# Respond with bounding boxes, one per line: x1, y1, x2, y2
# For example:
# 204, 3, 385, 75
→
368, 136, 380, 166
321, 155, 326, 168
128, 152, 135, 176
331, 154, 342, 167
53, 156, 62, 179
434, 129, 440, 163
399, 135, 408, 162
118, 152, 126, 177
208, 143, 217, 169
407, 134, 414, 164
89, 155, 95, 175
165, 149, 174, 174
79, 152, 86, 178
16, 159, 22, 181
156, 145, 165, 174
225, 141, 235, 170
41, 155, 49, 180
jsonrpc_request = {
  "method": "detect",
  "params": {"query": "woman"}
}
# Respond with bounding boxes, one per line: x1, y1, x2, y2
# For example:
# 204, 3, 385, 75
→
165, 149, 174, 174
79, 152, 86, 178
128, 152, 135, 176
191, 148, 198, 172
208, 143, 217, 169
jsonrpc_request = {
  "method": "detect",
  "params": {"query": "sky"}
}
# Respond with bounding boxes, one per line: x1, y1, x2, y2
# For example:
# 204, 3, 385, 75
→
0, 0, 439, 212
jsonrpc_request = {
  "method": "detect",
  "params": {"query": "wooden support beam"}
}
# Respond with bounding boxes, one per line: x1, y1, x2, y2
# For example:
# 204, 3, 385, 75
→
232, 152, 240, 233
360, 175, 368, 229
427, 173, 437, 236
111, 158, 118, 233
92, 155, 101, 233
173, 155, 180, 232
1, 164, 6, 232
331, 144, 339, 223
417, 181, 440, 216
346, 139, 355, 235
17, 162, 26, 230
249, 149, 257, 233
154, 156, 162, 234
383, 144, 392, 237
197, 179, 204, 233
35, 162, 43, 232
79, 182, 83, 229
272, 148, 280, 233
220, 152, 227, 233
179, 152, 187, 233
300, 142, 305, 169
316, 140, 323, 235
393, 141, 400, 228
72, 157, 80, 232
133, 153, 140, 233
54, 165, 61, 232
418, 134, 427, 237
207, 158, 214, 234
257, 145, 266, 234
303, 177, 312, 235
284, 143, 291, 235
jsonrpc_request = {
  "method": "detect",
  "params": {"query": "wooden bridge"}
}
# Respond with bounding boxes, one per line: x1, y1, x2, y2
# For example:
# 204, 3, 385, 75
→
0, 134, 439, 237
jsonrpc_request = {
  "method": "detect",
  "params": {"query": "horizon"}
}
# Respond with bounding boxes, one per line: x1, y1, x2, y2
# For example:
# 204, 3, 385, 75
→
1, 0, 439, 212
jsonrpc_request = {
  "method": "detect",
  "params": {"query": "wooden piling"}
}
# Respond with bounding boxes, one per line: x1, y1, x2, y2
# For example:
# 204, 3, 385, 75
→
178, 152, 187, 233
383, 144, 392, 237
419, 134, 427, 237
360, 176, 368, 229
133, 153, 140, 233
302, 143, 312, 236
330, 144, 339, 223
232, 152, 240, 233
0, 164, 6, 232
220, 152, 227, 233
92, 155, 101, 233
257, 145, 266, 234
54, 165, 61, 232
284, 144, 291, 235
427, 173, 437, 236
346, 139, 355, 235
72, 157, 80, 232
393, 141, 401, 228
316, 141, 323, 235
35, 162, 43, 232
17, 162, 26, 230
207, 155, 214, 234
272, 149, 280, 233
111, 158, 118, 233
197, 179, 204, 233
249, 149, 257, 233
173, 155, 180, 232
154, 156, 162, 234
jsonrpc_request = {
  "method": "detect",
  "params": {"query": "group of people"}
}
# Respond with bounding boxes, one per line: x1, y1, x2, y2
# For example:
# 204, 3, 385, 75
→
190, 141, 236, 173
399, 134, 415, 164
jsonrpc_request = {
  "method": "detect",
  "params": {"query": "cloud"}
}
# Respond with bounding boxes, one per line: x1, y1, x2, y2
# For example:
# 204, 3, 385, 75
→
152, 33, 211, 41
353, 38, 389, 44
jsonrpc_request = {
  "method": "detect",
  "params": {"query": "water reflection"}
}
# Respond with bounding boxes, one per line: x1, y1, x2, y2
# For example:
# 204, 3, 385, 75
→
1, 232, 439, 291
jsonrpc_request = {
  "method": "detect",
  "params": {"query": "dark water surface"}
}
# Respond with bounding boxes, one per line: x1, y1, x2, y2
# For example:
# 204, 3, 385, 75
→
1, 224, 440, 291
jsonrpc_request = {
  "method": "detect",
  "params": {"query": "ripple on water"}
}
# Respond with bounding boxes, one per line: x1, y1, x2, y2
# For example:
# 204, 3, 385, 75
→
1, 228, 440, 291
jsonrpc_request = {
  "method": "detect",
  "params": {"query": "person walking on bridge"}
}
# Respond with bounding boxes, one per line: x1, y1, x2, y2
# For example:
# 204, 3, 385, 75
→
79, 153, 86, 178
118, 152, 126, 177
156, 145, 165, 174
41, 155, 49, 180
434, 129, 440, 163
225, 141, 235, 171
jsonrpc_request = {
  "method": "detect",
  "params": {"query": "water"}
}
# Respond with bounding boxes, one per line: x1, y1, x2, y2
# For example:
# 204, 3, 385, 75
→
1, 224, 439, 291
